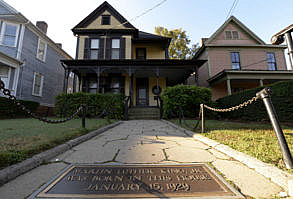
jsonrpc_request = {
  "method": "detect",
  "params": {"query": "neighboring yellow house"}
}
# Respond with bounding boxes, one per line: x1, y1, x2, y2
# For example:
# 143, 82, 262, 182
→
61, 1, 205, 107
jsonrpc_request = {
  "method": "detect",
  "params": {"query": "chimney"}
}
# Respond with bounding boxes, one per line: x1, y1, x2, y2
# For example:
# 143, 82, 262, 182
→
200, 38, 208, 47
36, 21, 48, 34
56, 43, 62, 48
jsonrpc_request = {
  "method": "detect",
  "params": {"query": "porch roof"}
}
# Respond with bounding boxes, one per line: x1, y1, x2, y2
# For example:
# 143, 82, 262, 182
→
61, 59, 206, 85
208, 69, 293, 85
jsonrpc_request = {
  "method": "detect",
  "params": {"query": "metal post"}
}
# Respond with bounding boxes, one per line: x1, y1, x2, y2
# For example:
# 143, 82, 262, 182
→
201, 104, 205, 133
285, 32, 293, 70
256, 88, 293, 169
82, 104, 86, 128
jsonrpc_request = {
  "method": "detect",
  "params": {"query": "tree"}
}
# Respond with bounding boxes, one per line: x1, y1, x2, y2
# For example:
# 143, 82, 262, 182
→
154, 26, 198, 59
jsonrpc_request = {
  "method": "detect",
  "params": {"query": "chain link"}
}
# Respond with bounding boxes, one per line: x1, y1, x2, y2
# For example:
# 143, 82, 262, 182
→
203, 96, 260, 112
0, 80, 83, 124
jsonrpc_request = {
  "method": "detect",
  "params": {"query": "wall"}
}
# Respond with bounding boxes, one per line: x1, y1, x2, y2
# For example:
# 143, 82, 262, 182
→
209, 21, 260, 45
17, 27, 65, 106
148, 77, 166, 106
208, 47, 287, 77
133, 43, 165, 59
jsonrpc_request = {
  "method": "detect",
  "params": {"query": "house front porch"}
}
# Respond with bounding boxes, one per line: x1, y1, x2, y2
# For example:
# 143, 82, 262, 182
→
61, 59, 206, 108
208, 69, 293, 99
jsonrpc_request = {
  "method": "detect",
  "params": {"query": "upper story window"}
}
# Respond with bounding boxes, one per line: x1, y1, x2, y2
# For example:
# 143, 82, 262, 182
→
101, 15, 111, 25
32, 72, 44, 96
267, 52, 277, 70
1, 22, 19, 47
230, 52, 241, 70
111, 39, 120, 59
90, 39, 99, 59
225, 31, 239, 40
36, 38, 47, 62
136, 48, 146, 60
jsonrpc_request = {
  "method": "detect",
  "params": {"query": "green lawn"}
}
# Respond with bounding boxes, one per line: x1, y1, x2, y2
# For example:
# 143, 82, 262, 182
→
0, 118, 114, 169
171, 119, 293, 174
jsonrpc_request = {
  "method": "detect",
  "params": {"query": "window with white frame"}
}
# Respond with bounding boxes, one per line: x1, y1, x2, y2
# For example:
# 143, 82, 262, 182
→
36, 38, 47, 61
111, 39, 120, 59
230, 52, 241, 70
0, 65, 9, 89
90, 39, 99, 59
1, 22, 19, 47
267, 52, 277, 70
32, 72, 44, 96
225, 31, 239, 40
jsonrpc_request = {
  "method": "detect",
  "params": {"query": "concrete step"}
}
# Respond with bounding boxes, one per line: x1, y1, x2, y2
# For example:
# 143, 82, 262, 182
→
128, 107, 160, 120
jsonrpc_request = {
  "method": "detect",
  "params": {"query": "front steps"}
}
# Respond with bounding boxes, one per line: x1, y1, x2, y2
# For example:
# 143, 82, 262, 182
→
128, 107, 160, 120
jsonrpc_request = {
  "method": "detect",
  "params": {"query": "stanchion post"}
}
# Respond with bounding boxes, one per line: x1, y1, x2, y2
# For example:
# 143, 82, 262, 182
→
201, 104, 205, 133
82, 104, 86, 128
256, 88, 293, 169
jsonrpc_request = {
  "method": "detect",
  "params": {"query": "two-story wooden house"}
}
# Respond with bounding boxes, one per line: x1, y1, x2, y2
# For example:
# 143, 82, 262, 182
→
191, 16, 293, 100
61, 1, 205, 108
0, 0, 72, 110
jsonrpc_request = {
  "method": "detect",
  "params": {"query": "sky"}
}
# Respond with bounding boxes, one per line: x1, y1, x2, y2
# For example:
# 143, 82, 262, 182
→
3, 0, 293, 59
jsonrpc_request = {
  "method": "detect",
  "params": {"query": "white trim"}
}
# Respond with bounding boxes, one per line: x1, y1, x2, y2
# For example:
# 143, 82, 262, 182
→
0, 21, 20, 47
36, 38, 47, 62
17, 24, 25, 59
32, 72, 44, 97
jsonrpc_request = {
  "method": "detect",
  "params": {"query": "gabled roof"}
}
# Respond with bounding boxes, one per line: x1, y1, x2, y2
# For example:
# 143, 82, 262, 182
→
137, 31, 171, 40
193, 16, 270, 59
72, 1, 136, 32
205, 16, 265, 45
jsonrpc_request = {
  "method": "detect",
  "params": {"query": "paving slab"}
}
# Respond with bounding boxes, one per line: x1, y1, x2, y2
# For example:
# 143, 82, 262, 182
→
212, 159, 283, 198
0, 162, 67, 199
165, 146, 216, 163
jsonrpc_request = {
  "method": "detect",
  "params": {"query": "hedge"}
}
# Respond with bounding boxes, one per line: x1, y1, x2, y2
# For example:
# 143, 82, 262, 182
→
0, 96, 39, 119
55, 92, 125, 119
216, 80, 293, 122
161, 84, 212, 118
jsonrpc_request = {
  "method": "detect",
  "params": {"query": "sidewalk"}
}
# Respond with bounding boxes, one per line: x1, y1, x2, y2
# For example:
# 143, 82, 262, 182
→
0, 120, 288, 198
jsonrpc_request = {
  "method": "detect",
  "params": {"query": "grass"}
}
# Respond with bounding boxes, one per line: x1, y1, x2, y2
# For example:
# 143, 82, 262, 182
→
171, 119, 293, 174
0, 118, 114, 169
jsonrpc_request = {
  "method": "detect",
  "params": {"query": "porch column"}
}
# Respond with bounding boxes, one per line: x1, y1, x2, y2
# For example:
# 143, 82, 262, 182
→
63, 68, 70, 93
260, 79, 264, 87
128, 67, 133, 106
72, 74, 76, 93
227, 79, 232, 95
94, 67, 101, 93
156, 67, 160, 90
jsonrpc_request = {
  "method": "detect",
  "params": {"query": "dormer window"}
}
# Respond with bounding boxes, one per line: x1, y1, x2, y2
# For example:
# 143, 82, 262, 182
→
101, 15, 110, 25
225, 31, 239, 40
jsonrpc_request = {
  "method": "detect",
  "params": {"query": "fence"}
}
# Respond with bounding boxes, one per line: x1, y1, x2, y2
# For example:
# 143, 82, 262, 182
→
176, 87, 293, 169
0, 79, 121, 128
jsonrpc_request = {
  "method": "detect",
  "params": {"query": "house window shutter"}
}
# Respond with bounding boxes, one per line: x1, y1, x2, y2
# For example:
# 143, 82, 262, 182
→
105, 38, 111, 60
99, 38, 105, 59
120, 38, 126, 59
84, 38, 90, 59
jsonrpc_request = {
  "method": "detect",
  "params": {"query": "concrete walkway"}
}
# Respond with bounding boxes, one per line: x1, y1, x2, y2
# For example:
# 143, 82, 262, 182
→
0, 120, 288, 198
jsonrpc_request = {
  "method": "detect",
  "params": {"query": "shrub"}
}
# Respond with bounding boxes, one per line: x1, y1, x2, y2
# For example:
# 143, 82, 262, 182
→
216, 80, 293, 122
161, 84, 212, 118
0, 96, 39, 119
54, 92, 125, 119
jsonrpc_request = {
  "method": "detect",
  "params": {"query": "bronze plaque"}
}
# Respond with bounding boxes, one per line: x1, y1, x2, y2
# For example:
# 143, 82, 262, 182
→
36, 164, 243, 198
